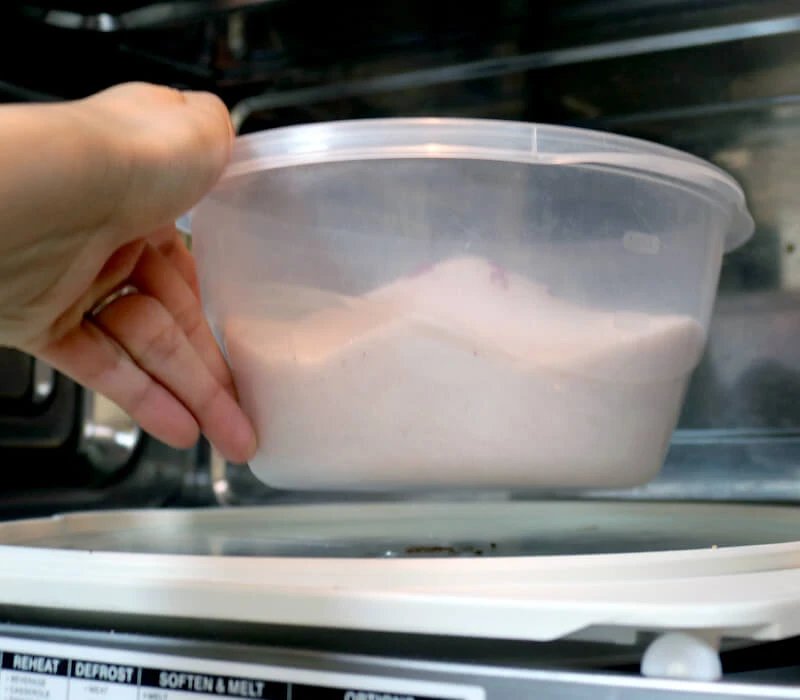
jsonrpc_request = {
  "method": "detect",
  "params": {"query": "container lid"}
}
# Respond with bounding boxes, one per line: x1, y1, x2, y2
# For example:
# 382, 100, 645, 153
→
218, 118, 754, 252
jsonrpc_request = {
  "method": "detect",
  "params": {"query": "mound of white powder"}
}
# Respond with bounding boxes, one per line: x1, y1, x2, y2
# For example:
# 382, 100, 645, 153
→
224, 257, 705, 490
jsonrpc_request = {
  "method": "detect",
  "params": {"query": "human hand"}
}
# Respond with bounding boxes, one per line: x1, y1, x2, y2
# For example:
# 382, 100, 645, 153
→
0, 82, 256, 463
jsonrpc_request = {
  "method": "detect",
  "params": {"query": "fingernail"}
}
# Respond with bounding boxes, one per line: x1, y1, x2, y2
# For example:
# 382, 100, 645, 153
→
236, 413, 258, 463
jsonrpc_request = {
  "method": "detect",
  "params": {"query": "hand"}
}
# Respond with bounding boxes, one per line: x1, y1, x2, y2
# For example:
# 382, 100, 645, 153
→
0, 82, 257, 463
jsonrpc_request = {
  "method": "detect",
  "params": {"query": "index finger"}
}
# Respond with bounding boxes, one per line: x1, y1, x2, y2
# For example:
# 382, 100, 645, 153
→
37, 320, 201, 451
94, 292, 256, 464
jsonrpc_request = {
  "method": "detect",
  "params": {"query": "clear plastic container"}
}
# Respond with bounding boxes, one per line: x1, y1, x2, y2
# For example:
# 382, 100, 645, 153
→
190, 118, 754, 491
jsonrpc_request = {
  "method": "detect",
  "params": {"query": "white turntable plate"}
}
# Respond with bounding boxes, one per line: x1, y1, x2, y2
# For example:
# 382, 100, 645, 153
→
1, 501, 800, 644
4, 499, 800, 557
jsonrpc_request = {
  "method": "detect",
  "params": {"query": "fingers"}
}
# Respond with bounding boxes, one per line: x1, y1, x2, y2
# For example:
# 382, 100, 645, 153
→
148, 224, 202, 297
130, 241, 231, 393
34, 243, 257, 462
38, 321, 200, 450
25, 229, 255, 462
92, 291, 256, 464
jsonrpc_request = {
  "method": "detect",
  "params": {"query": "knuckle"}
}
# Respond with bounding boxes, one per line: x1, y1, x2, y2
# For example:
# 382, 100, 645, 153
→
127, 82, 184, 104
156, 235, 178, 258
194, 377, 226, 419
84, 333, 125, 385
125, 375, 155, 418
79, 326, 152, 419
185, 94, 233, 152
139, 318, 184, 367
172, 301, 206, 341
188, 115, 222, 158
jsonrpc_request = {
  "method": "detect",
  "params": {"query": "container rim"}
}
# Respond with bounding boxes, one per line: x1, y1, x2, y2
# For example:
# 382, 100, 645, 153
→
206, 117, 755, 252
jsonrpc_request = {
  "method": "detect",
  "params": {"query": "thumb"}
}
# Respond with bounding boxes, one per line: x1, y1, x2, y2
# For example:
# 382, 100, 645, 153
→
78, 83, 234, 241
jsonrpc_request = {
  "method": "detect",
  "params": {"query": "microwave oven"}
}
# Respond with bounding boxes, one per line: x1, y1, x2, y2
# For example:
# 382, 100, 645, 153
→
2, 2, 800, 698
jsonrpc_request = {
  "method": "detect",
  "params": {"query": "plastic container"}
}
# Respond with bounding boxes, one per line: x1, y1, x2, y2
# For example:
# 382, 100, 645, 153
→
190, 118, 754, 491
